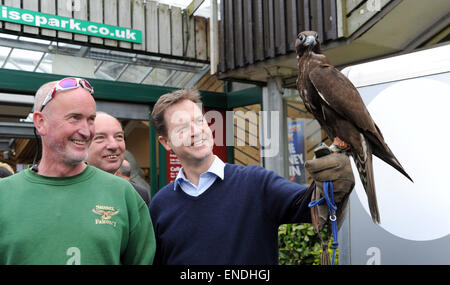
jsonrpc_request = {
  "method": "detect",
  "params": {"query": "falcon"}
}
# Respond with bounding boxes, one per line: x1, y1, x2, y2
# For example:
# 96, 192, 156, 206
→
295, 31, 413, 224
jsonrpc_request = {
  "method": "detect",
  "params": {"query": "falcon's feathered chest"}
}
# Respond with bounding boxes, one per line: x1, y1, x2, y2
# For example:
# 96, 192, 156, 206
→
296, 52, 330, 120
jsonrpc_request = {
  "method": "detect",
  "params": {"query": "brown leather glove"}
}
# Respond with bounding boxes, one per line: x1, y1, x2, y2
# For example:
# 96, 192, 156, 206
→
304, 153, 355, 232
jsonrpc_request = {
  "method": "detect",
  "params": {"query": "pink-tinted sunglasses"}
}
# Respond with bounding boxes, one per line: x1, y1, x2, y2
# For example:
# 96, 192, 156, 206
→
39, 77, 94, 112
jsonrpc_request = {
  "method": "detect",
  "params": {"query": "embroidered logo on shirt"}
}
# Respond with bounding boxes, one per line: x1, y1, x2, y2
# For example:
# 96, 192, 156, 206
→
92, 205, 120, 227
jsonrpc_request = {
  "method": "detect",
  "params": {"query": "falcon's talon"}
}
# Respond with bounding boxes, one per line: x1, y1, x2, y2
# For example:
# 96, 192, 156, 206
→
332, 137, 350, 150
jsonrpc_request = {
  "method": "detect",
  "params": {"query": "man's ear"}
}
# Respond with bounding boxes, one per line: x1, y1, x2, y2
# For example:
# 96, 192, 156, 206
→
33, 112, 47, 137
158, 135, 172, 152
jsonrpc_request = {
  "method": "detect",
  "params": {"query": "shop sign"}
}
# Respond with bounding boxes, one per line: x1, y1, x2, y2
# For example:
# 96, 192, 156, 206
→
0, 5, 142, 44
166, 151, 182, 184
287, 119, 306, 185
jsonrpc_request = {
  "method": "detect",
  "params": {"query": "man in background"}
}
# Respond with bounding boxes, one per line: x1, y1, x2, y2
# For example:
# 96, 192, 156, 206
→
0, 162, 14, 178
86, 112, 150, 205
125, 150, 151, 192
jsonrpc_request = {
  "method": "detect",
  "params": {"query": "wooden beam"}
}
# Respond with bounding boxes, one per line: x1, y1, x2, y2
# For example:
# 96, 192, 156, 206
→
186, 0, 205, 17
210, 0, 219, 74
347, 0, 391, 36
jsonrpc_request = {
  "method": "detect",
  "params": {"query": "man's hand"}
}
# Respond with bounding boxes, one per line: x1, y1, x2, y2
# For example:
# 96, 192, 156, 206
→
304, 153, 355, 232
305, 153, 355, 203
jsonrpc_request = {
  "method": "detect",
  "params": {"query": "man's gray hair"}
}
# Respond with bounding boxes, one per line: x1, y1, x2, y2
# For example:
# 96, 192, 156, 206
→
33, 81, 58, 112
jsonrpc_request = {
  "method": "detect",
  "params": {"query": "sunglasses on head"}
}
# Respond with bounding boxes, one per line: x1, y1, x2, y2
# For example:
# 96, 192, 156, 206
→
39, 77, 94, 112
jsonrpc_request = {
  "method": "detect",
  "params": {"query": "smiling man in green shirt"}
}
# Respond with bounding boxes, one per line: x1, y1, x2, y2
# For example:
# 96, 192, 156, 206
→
0, 78, 155, 265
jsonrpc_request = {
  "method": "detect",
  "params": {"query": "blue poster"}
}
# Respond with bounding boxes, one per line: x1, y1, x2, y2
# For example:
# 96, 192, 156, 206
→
287, 119, 306, 185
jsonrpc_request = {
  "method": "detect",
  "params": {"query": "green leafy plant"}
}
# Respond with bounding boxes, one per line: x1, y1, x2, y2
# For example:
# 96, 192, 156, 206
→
278, 223, 338, 265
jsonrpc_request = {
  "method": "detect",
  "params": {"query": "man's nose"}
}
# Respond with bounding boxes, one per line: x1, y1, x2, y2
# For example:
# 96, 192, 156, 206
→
106, 137, 120, 149
191, 121, 203, 136
78, 120, 92, 138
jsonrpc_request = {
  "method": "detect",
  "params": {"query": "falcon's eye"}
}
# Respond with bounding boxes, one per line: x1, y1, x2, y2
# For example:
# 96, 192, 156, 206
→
299, 34, 305, 42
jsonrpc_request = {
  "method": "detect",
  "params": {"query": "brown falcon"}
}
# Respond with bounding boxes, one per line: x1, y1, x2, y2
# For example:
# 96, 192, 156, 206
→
295, 31, 413, 224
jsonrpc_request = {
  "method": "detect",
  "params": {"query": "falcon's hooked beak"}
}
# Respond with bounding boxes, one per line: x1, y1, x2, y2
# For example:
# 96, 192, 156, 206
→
296, 32, 319, 56
304, 36, 316, 46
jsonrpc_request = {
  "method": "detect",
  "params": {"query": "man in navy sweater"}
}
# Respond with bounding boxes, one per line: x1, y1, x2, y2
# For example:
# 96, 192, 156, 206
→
150, 89, 355, 265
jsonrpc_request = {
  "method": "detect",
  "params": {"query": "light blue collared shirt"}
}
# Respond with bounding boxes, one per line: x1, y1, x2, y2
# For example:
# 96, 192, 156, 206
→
173, 156, 225, 197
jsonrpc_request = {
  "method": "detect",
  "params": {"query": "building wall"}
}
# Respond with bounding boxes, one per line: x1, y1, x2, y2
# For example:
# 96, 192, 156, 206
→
0, 0, 210, 62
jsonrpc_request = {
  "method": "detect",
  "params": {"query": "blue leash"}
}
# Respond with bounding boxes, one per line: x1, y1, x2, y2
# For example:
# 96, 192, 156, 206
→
308, 181, 338, 265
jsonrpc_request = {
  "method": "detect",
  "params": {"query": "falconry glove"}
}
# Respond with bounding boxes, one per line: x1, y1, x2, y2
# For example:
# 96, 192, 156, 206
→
305, 152, 355, 233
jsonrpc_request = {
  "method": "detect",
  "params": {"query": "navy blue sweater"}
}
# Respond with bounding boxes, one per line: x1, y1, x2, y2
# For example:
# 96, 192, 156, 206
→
149, 164, 312, 265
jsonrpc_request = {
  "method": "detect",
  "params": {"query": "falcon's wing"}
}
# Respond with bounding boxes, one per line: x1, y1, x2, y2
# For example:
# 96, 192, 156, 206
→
308, 64, 376, 133
310, 64, 413, 183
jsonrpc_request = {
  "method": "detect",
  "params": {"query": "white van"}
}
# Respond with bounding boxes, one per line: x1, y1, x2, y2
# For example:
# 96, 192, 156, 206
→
339, 43, 450, 265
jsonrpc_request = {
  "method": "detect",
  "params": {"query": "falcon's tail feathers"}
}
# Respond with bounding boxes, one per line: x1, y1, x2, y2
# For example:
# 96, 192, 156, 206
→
352, 146, 381, 224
